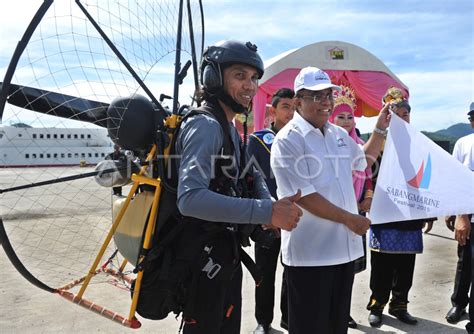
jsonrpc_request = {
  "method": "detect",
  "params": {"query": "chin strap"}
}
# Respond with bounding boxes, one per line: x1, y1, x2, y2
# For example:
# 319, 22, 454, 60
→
241, 113, 248, 168
215, 89, 247, 115
208, 91, 250, 171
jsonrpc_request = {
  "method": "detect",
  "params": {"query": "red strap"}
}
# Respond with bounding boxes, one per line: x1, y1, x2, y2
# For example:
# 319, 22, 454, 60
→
226, 304, 234, 318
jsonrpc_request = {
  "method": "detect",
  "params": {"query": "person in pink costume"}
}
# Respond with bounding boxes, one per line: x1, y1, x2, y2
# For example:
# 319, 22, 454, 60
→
329, 85, 373, 329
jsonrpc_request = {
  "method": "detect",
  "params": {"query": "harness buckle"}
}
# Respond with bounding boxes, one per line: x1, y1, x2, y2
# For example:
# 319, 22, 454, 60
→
201, 257, 222, 279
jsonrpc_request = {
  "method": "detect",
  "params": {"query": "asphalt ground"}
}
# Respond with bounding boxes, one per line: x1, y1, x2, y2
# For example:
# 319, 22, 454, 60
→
1, 223, 470, 333
0, 167, 470, 333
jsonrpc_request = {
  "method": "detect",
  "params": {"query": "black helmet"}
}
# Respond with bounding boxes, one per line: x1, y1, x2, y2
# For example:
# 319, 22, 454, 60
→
200, 40, 264, 92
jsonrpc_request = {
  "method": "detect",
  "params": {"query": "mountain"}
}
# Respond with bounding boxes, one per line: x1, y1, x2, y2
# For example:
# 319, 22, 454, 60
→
421, 131, 456, 152
434, 123, 473, 138
423, 123, 472, 153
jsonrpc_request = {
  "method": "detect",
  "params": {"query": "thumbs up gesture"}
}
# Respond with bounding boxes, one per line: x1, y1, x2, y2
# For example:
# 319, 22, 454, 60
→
271, 189, 303, 231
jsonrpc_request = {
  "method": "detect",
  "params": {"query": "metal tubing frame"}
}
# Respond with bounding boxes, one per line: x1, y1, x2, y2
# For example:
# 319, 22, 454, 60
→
74, 0, 164, 114
0, 217, 56, 293
1, 0, 205, 327
0, 168, 117, 194
187, 0, 200, 102
71, 144, 160, 325
0, 0, 54, 120
128, 175, 162, 319
172, 0, 184, 115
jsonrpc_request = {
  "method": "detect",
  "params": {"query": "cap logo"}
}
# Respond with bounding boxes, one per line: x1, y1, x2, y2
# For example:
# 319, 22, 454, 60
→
314, 73, 328, 81
294, 67, 341, 93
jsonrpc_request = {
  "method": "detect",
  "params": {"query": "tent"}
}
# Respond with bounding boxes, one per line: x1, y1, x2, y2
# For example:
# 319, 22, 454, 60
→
253, 41, 409, 130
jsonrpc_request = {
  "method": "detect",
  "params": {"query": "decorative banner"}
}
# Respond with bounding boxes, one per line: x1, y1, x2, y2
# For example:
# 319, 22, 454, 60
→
370, 114, 474, 224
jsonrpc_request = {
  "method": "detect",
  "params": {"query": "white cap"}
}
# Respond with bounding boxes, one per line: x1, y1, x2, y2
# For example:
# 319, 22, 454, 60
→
294, 66, 341, 94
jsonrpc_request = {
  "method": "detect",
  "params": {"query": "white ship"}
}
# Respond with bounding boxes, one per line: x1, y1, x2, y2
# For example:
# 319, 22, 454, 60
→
0, 123, 114, 167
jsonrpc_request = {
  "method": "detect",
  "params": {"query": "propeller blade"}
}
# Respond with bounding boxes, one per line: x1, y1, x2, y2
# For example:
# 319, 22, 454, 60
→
1, 82, 110, 127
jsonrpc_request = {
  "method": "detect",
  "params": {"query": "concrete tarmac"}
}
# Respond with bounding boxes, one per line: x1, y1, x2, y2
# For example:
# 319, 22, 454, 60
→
0, 220, 469, 334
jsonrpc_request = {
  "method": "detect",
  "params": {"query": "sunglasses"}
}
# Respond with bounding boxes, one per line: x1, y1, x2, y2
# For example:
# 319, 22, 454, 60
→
298, 92, 334, 103
389, 103, 411, 114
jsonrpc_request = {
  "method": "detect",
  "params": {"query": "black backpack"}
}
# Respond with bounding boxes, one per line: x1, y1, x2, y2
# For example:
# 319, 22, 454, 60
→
132, 103, 261, 321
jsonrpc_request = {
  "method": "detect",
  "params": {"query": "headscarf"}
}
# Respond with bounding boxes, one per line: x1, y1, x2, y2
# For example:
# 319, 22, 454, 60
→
329, 85, 371, 201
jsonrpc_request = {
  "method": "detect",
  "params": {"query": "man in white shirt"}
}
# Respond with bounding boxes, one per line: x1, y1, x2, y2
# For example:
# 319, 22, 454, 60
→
453, 103, 474, 334
270, 67, 390, 333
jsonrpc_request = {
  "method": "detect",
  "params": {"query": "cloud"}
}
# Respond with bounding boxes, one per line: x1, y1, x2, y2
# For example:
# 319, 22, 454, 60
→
1, 0, 472, 134
399, 70, 474, 131
203, 0, 473, 72
355, 68, 473, 133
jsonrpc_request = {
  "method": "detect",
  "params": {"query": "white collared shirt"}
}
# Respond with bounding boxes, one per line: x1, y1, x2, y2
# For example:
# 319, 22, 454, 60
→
271, 112, 366, 266
453, 133, 474, 171
452, 133, 474, 223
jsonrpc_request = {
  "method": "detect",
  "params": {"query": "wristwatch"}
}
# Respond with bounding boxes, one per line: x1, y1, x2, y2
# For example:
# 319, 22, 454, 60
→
373, 127, 388, 136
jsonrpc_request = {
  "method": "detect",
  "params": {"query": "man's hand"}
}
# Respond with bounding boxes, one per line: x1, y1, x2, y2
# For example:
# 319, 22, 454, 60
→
375, 103, 391, 131
364, 103, 391, 169
345, 213, 371, 236
358, 198, 372, 213
445, 215, 456, 232
271, 190, 303, 231
455, 215, 471, 246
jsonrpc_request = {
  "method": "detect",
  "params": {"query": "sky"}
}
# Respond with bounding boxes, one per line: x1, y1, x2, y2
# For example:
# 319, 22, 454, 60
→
0, 0, 473, 133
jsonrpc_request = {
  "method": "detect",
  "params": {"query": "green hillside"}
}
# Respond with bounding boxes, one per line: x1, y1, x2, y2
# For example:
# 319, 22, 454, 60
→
421, 131, 456, 152
435, 123, 472, 138
424, 123, 473, 152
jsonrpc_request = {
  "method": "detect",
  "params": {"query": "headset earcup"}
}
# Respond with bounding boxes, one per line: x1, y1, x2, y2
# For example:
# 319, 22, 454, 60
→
202, 63, 221, 93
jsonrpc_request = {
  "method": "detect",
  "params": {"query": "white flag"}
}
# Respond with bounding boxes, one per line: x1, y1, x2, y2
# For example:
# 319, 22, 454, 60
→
370, 114, 474, 224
